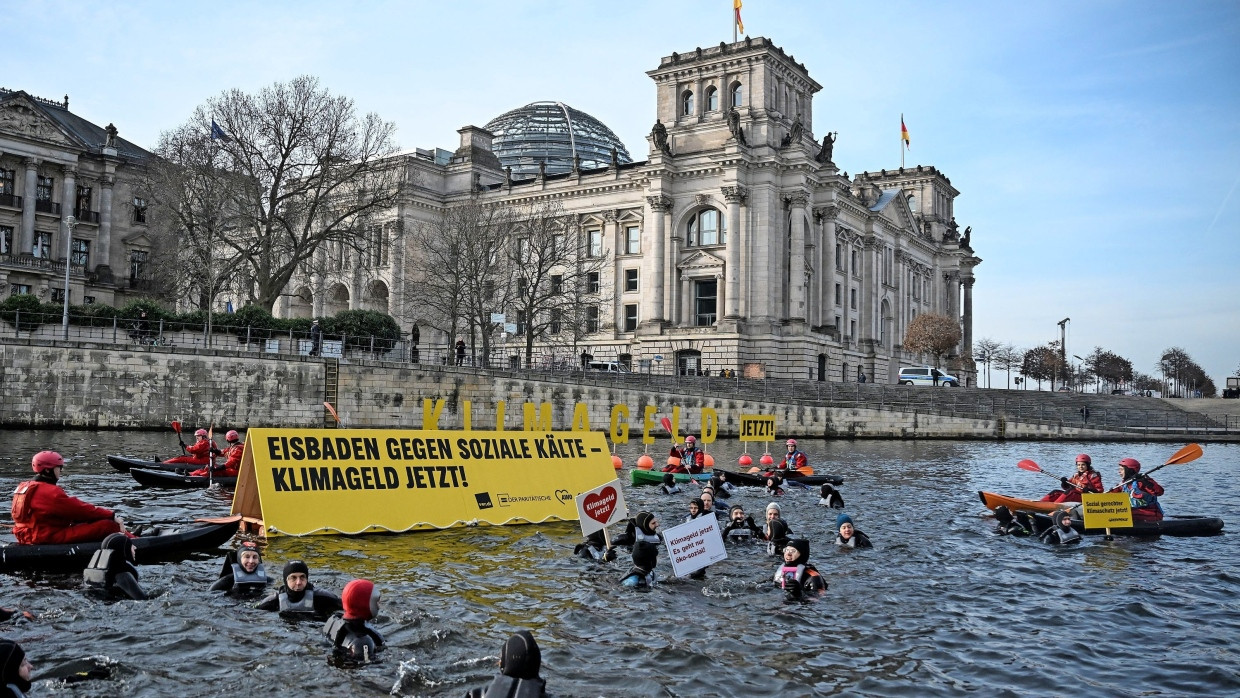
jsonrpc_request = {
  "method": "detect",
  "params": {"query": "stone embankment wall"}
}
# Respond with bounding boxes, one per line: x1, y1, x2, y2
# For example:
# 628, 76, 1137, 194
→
0, 339, 1181, 440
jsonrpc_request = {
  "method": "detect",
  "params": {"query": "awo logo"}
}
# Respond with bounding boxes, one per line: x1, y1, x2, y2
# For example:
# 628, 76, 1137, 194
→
474, 492, 494, 509
554, 490, 573, 504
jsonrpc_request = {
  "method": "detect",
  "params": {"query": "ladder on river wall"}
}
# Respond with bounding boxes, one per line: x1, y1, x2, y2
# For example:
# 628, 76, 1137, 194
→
323, 358, 339, 428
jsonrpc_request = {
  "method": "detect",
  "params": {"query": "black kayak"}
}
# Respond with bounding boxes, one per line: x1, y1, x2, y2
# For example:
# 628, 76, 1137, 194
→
0, 516, 241, 573
1029, 511, 1224, 538
107, 454, 198, 474
715, 468, 844, 487
130, 467, 237, 489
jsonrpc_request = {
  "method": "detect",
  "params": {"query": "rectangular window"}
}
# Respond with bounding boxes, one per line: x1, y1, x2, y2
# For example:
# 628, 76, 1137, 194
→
83, 295, 96, 305
36, 176, 53, 201
835, 243, 843, 271
698, 210, 719, 246
0, 225, 11, 255
550, 309, 561, 335
133, 197, 147, 223
516, 238, 529, 262
0, 169, 14, 196
624, 269, 638, 292
851, 249, 858, 274
587, 272, 600, 294
849, 319, 856, 338
484, 281, 495, 302
624, 303, 638, 331
129, 249, 148, 284
586, 306, 600, 333
834, 283, 842, 306
624, 225, 641, 254
76, 185, 92, 215
33, 232, 51, 259
913, 275, 920, 301
516, 310, 526, 334
694, 278, 718, 326
551, 274, 563, 296
517, 277, 528, 297
11, 284, 31, 296
51, 288, 66, 303
834, 314, 841, 329
71, 239, 90, 267
587, 229, 603, 258
850, 288, 857, 310
552, 233, 565, 256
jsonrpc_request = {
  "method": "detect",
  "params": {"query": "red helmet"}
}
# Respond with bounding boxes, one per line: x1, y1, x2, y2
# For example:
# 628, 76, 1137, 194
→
31, 450, 64, 472
1119, 457, 1141, 472
786, 439, 797, 447
1075, 454, 1091, 465
195, 429, 208, 437
226, 430, 240, 442
684, 435, 696, 444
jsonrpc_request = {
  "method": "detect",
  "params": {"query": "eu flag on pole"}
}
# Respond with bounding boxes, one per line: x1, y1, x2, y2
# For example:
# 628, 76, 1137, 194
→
210, 119, 231, 142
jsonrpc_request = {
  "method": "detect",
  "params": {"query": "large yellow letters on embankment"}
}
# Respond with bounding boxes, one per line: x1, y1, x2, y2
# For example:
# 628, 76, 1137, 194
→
231, 429, 617, 536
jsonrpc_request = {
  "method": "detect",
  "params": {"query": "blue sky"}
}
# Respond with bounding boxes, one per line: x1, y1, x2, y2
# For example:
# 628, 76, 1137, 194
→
6, 1, 1238, 386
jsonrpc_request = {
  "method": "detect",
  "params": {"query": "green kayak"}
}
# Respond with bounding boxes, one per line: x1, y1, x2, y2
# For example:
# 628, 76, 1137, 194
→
630, 469, 713, 486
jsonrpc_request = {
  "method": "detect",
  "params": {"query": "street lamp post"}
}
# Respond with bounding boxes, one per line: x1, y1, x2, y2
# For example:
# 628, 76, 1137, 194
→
62, 215, 76, 340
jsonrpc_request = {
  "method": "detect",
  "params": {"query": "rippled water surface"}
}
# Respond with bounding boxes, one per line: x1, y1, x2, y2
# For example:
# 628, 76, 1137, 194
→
1, 431, 1237, 696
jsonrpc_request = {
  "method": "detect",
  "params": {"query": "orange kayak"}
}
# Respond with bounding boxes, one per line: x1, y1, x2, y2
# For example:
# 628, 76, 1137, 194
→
977, 490, 1075, 514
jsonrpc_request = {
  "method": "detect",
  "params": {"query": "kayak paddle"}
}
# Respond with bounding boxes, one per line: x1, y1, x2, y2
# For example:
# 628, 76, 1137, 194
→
171, 420, 186, 450
1117, 443, 1203, 489
324, 401, 343, 426
659, 416, 679, 444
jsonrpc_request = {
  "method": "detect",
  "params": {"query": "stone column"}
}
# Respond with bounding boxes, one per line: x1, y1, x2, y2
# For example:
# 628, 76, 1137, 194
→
815, 206, 838, 327
59, 165, 76, 262
722, 185, 747, 318
787, 194, 807, 321
962, 276, 975, 357
21, 157, 38, 254
860, 235, 879, 342
97, 174, 114, 274
645, 195, 671, 327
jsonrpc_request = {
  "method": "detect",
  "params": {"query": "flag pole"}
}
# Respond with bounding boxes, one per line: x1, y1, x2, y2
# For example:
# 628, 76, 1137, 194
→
900, 113, 905, 169
733, 1, 737, 43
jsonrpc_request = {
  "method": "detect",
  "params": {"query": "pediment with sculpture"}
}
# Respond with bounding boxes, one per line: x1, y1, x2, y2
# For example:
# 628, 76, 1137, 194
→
0, 97, 76, 148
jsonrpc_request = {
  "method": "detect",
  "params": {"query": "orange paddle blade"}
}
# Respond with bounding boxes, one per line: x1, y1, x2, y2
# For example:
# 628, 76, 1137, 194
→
747, 467, 760, 474
796, 465, 814, 476
324, 401, 342, 424
171, 420, 181, 434
1017, 459, 1043, 473
1164, 443, 1202, 466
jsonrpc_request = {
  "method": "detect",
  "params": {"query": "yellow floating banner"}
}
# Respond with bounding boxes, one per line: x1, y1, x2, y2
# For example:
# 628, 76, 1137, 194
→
738, 414, 776, 442
231, 428, 617, 536
1081, 493, 1133, 530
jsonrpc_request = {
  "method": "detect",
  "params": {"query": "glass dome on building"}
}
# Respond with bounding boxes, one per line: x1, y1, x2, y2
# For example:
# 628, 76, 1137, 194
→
485, 101, 632, 177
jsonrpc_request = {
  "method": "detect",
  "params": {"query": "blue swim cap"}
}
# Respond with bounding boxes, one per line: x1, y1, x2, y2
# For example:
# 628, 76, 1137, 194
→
836, 513, 854, 528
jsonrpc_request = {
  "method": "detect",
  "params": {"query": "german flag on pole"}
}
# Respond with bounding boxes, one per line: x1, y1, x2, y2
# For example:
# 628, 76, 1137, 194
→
901, 114, 910, 149
735, 0, 744, 34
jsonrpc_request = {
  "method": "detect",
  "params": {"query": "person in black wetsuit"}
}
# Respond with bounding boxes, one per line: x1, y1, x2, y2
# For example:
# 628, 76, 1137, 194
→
255, 561, 342, 616
210, 541, 269, 596
0, 640, 32, 698
466, 629, 547, 698
818, 483, 845, 508
721, 504, 764, 542
83, 532, 148, 600
573, 530, 616, 562
619, 540, 659, 588
708, 472, 734, 500
658, 473, 683, 495
1039, 510, 1082, 546
993, 506, 1033, 536
774, 539, 827, 601
323, 579, 385, 663
835, 513, 873, 549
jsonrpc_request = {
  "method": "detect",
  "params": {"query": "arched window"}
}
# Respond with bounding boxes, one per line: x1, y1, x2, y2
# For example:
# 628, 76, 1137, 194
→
705, 86, 719, 112
686, 208, 726, 246
731, 82, 743, 108
682, 90, 695, 116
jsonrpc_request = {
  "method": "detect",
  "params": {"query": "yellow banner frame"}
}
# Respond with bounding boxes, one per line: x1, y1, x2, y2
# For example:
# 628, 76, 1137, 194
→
231, 428, 617, 537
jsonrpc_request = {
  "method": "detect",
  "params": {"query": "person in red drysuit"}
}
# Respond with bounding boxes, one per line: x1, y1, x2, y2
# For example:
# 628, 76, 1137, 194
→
164, 428, 222, 466
11, 451, 127, 545
191, 430, 244, 478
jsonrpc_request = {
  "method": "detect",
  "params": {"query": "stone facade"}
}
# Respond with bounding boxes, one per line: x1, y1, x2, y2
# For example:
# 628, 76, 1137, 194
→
277, 37, 981, 383
0, 90, 154, 307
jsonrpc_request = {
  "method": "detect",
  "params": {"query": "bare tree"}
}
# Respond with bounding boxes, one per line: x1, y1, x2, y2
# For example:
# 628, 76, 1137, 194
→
507, 200, 607, 367
166, 76, 399, 312
973, 337, 1002, 388
903, 313, 961, 367
993, 342, 1020, 390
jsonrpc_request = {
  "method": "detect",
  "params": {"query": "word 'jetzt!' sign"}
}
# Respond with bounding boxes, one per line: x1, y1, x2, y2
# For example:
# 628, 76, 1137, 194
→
738, 414, 776, 442
232, 429, 616, 536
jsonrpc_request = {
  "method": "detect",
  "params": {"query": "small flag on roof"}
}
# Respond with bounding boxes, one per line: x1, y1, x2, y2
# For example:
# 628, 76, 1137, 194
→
210, 119, 231, 142
901, 115, 910, 149
734, 0, 744, 34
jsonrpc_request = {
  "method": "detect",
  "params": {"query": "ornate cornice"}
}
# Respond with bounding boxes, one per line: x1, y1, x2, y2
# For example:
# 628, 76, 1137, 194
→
812, 205, 839, 223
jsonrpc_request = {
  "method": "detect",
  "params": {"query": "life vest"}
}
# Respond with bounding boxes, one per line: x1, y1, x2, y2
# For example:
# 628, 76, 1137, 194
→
475, 674, 547, 698
1121, 480, 1164, 517
575, 543, 610, 562
659, 483, 683, 495
278, 589, 317, 613
726, 525, 753, 540
620, 568, 657, 588
10, 481, 41, 522
1042, 525, 1081, 545
777, 563, 806, 588
633, 529, 661, 545
324, 614, 382, 661
229, 563, 269, 593
780, 450, 807, 470
83, 548, 137, 586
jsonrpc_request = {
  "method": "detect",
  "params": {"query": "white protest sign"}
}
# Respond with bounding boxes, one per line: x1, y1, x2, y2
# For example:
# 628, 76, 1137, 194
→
575, 479, 628, 537
662, 516, 727, 577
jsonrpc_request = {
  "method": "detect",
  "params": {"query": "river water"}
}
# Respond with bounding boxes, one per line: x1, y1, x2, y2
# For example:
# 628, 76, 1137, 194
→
0, 431, 1236, 697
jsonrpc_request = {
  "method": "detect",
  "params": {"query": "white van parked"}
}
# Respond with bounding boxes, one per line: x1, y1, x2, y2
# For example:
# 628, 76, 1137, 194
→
897, 366, 958, 387
587, 361, 630, 374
